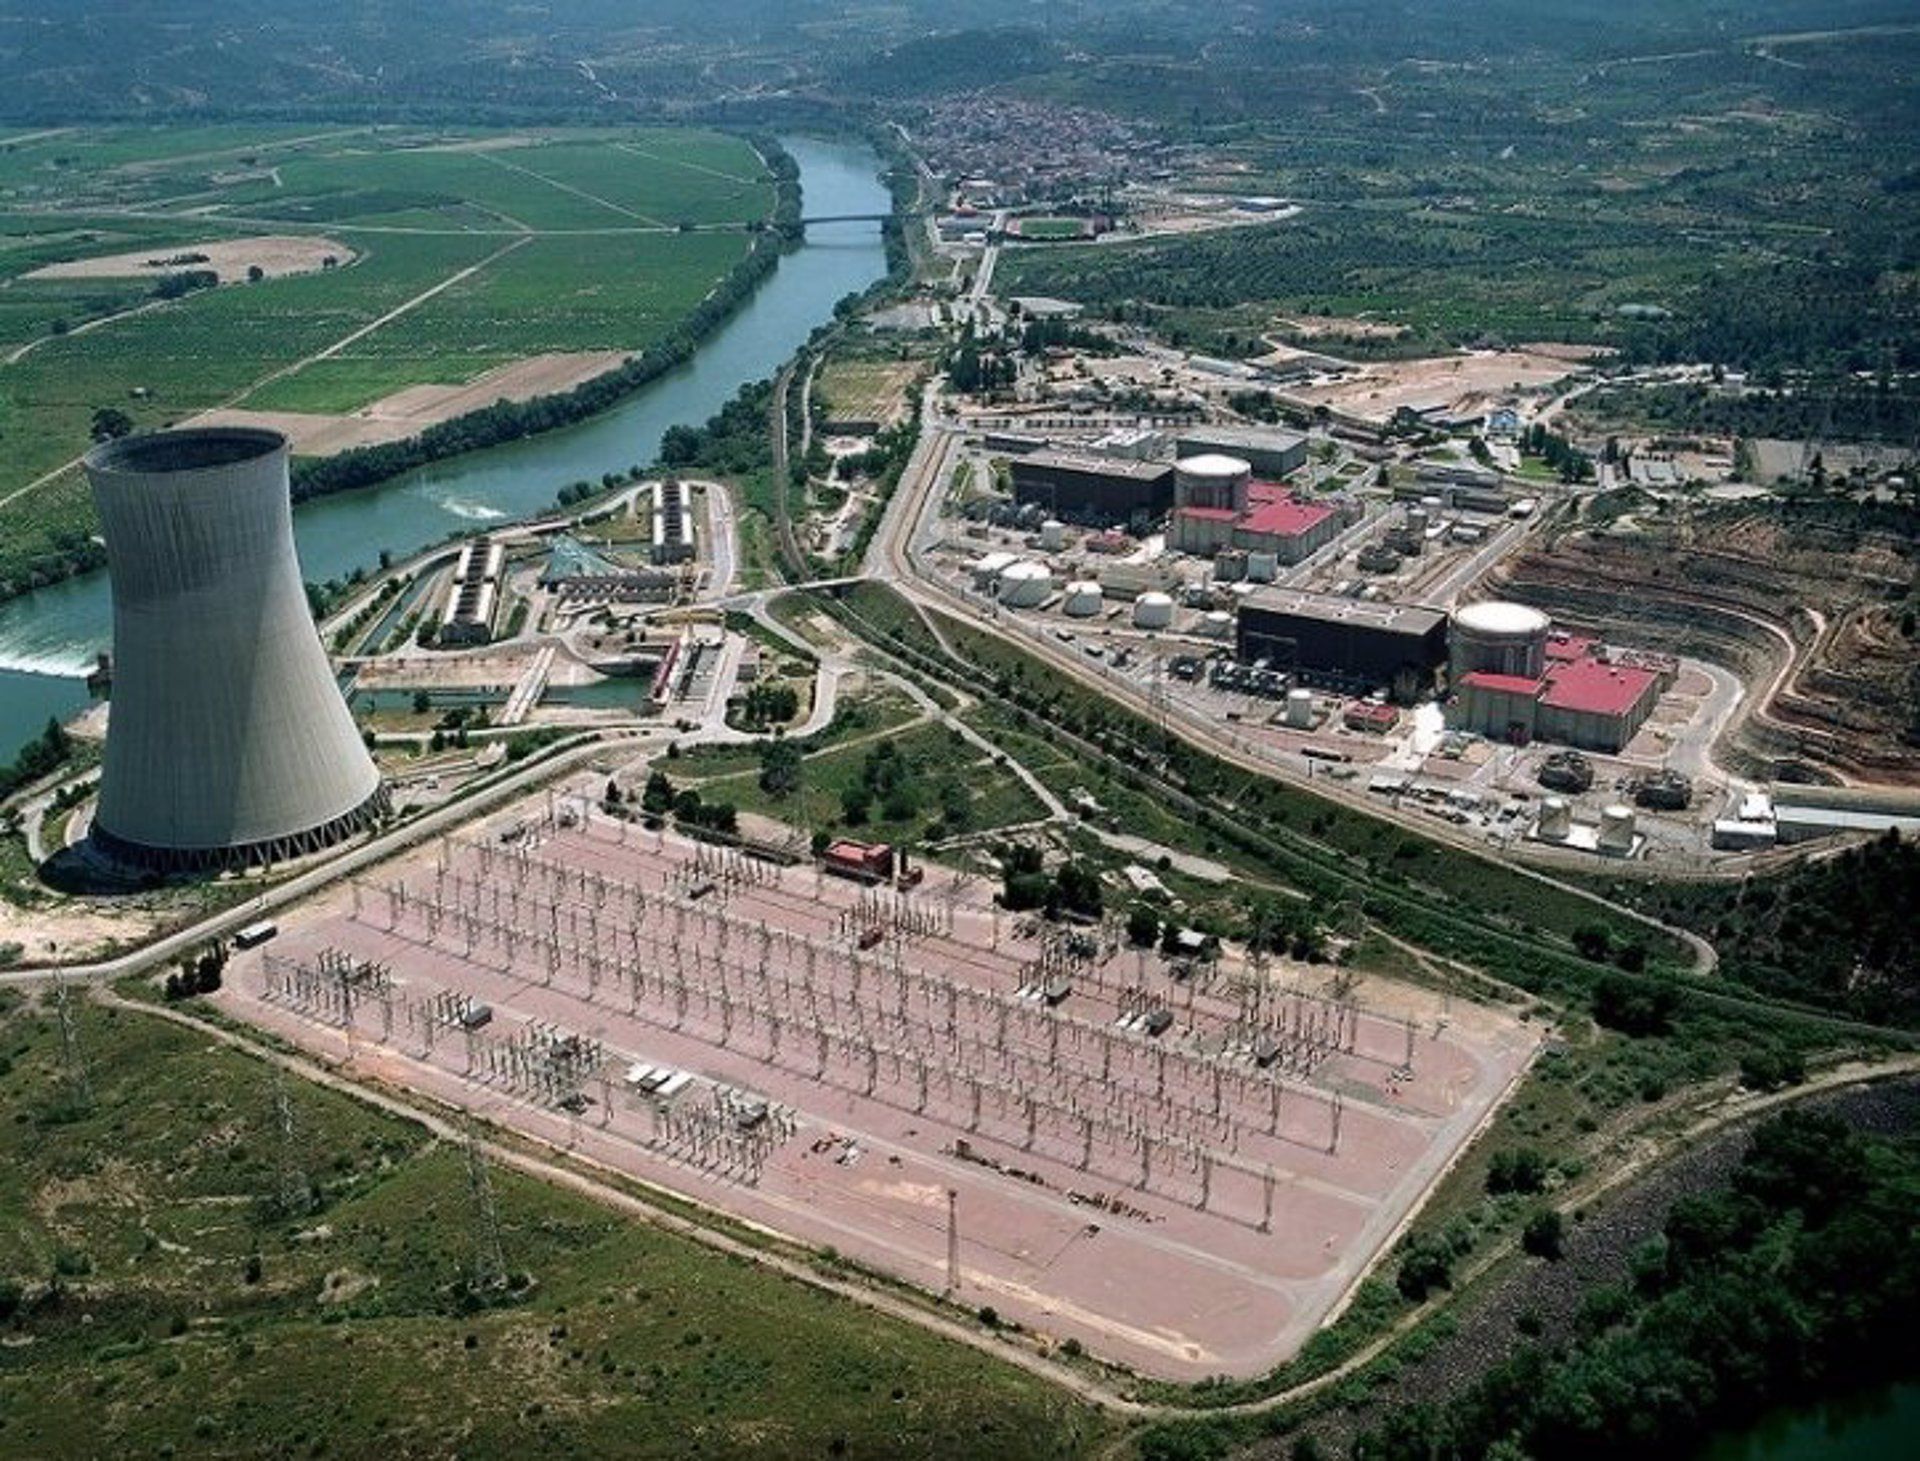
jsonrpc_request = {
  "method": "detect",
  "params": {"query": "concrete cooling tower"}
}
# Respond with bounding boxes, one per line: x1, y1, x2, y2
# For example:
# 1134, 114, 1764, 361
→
85, 428, 385, 872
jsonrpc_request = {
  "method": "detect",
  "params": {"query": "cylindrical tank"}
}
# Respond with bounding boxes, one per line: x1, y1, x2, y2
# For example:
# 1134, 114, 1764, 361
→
1420, 494, 1444, 513
970, 550, 1017, 590
1285, 688, 1314, 728
84, 428, 384, 872
997, 559, 1054, 608
1245, 551, 1279, 583
1039, 518, 1065, 552
1132, 591, 1174, 630
1175, 452, 1252, 511
1406, 507, 1430, 536
1061, 580, 1104, 617
1450, 600, 1551, 682
1199, 609, 1232, 637
1539, 796, 1572, 838
1213, 550, 1246, 582
1599, 804, 1637, 851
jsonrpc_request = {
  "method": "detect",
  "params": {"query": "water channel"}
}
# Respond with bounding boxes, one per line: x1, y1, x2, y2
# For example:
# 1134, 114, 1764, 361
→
0, 135, 889, 765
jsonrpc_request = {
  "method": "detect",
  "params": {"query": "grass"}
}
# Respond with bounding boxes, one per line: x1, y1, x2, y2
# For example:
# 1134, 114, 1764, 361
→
675, 705, 1051, 846
0, 124, 775, 599
817, 356, 919, 425
0, 995, 1107, 1459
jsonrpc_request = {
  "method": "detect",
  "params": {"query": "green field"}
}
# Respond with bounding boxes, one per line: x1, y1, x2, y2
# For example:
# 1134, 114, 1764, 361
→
0, 125, 777, 599
0, 991, 1105, 1459
680, 714, 1050, 844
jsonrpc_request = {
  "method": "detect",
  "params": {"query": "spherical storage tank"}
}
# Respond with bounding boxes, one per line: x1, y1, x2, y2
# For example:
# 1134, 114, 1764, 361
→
998, 559, 1054, 608
1450, 600, 1551, 681
1132, 591, 1175, 630
1175, 452, 1252, 511
1061, 580, 1104, 617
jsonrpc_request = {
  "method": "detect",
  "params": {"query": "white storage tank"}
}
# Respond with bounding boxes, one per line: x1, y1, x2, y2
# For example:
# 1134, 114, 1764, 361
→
1175, 452, 1253, 511
1599, 803, 1637, 851
998, 559, 1054, 608
1539, 796, 1572, 839
1406, 507, 1430, 536
1285, 687, 1314, 728
1450, 600, 1552, 681
971, 550, 1017, 590
1132, 591, 1175, 630
1420, 494, 1444, 513
1199, 609, 1232, 638
1061, 580, 1104, 617
1245, 551, 1279, 583
1040, 518, 1065, 552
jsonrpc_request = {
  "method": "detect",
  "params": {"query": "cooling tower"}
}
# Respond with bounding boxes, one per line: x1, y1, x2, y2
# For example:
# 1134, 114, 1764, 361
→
85, 428, 385, 872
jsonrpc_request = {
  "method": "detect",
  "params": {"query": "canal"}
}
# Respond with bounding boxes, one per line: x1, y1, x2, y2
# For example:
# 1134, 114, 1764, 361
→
0, 134, 889, 766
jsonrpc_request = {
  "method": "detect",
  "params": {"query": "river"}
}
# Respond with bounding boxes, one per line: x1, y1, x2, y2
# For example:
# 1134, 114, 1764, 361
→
0, 134, 889, 765
1696, 1380, 1920, 1461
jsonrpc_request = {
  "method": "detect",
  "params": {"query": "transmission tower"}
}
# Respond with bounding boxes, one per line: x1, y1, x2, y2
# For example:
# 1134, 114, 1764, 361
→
269, 1061, 310, 1216
51, 972, 92, 1112
463, 1121, 509, 1292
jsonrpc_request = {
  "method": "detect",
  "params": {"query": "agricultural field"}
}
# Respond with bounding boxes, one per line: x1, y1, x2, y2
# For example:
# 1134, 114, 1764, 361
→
816, 353, 922, 430
0, 124, 778, 598
0, 990, 1105, 1459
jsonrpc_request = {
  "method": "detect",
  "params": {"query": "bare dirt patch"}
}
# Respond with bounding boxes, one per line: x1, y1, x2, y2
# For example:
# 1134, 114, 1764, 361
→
1277, 314, 1410, 341
1293, 350, 1585, 426
190, 351, 629, 455
26, 235, 356, 285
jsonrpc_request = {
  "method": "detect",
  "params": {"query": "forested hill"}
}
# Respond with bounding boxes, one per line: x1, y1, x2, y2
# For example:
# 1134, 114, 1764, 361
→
6, 1, 1920, 121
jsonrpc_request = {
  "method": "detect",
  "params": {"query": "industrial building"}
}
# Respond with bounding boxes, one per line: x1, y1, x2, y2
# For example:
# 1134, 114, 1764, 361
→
84, 427, 386, 872
1235, 587, 1449, 697
1167, 452, 1341, 562
1009, 450, 1174, 525
1174, 425, 1308, 480
540, 535, 676, 604
651, 479, 695, 565
439, 537, 504, 646
1447, 607, 1672, 753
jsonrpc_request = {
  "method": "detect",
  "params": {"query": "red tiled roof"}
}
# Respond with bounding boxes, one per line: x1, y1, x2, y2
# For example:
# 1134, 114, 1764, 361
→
1541, 657, 1659, 717
1459, 671, 1545, 697
1544, 633, 1599, 662
1176, 506, 1240, 523
1238, 494, 1334, 539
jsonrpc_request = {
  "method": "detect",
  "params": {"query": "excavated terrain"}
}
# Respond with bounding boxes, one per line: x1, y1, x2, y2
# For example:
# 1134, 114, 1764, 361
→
1480, 506, 1920, 785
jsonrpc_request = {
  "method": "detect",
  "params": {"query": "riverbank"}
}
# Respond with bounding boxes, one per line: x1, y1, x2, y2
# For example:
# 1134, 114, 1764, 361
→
0, 135, 892, 769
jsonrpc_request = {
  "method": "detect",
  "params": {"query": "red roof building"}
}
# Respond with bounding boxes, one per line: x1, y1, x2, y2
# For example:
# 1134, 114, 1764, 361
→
1450, 648, 1671, 753
1170, 480, 1340, 562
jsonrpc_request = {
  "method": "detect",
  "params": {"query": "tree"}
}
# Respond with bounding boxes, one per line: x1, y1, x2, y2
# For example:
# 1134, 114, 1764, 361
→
1127, 905, 1161, 947
247, 263, 265, 283
412, 689, 432, 715
641, 770, 675, 816
1523, 1208, 1565, 1260
759, 738, 801, 798
90, 407, 134, 442
1488, 1148, 1550, 1196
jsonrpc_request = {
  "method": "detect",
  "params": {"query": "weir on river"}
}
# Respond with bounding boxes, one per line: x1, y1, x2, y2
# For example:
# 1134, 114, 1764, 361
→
0, 136, 889, 765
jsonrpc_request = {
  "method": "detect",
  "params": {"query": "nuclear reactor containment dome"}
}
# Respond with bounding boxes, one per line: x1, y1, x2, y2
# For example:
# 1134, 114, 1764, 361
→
85, 428, 385, 872
1450, 599, 1551, 682
1174, 452, 1253, 512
